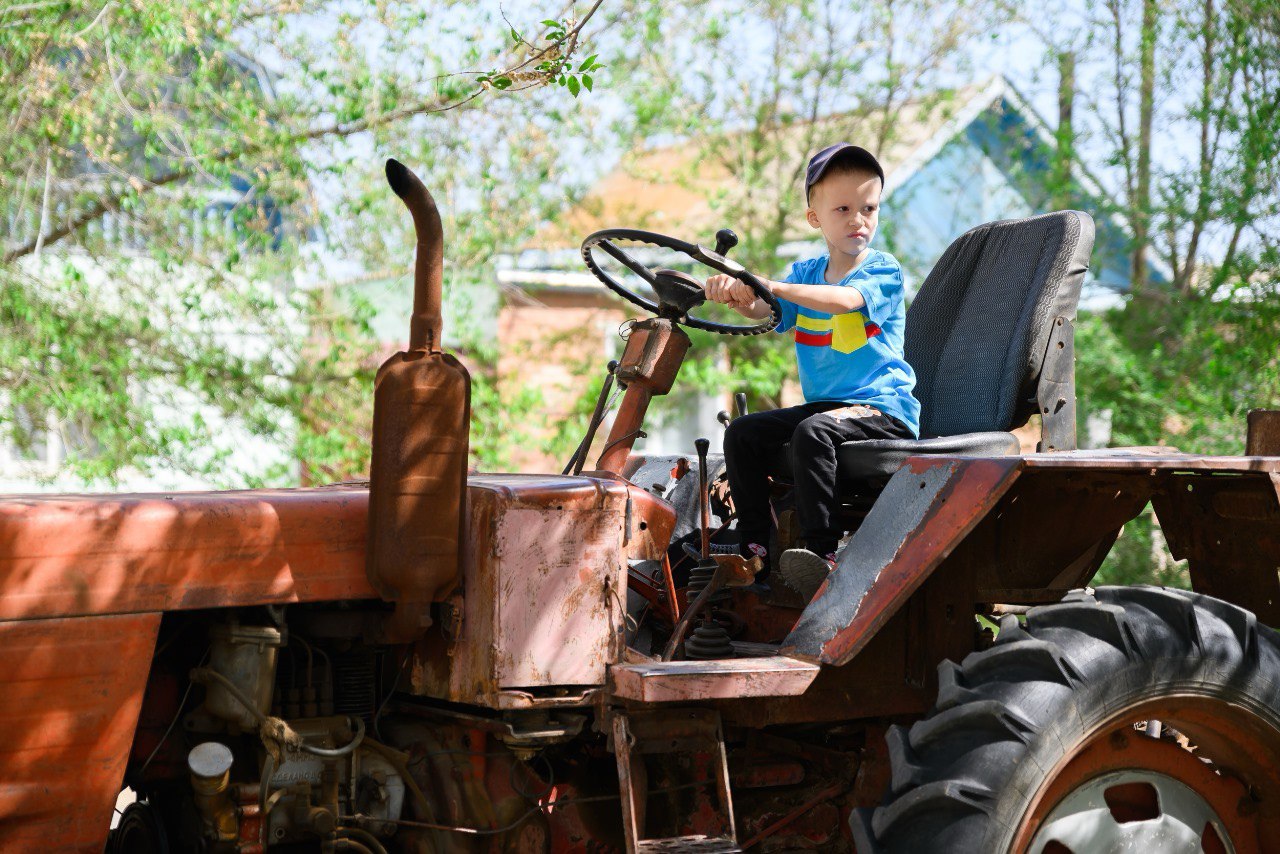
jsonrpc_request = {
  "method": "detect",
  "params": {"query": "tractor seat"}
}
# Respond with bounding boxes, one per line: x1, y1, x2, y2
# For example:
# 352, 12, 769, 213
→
770, 210, 1094, 488
773, 431, 1020, 481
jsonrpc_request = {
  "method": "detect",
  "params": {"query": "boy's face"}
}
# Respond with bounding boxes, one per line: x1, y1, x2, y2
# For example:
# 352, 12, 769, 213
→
805, 169, 882, 259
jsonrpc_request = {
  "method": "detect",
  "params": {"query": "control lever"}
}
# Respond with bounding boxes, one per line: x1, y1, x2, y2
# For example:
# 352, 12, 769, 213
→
717, 410, 731, 429
714, 228, 738, 257
694, 437, 711, 559
734, 392, 748, 418
563, 360, 618, 476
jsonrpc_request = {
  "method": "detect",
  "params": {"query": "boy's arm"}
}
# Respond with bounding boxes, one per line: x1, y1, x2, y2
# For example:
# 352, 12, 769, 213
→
705, 275, 868, 319
770, 281, 867, 315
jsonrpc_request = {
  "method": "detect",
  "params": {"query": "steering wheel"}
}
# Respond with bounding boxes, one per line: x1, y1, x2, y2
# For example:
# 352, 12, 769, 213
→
580, 228, 782, 335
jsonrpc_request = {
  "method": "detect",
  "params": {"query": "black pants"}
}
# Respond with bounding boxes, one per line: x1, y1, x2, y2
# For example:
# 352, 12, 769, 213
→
723, 401, 914, 558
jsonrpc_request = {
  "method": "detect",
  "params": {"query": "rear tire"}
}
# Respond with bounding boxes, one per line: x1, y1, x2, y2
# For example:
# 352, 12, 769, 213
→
854, 587, 1280, 853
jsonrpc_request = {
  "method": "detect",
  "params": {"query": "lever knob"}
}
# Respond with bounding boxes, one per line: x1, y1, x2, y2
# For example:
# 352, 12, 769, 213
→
717, 411, 731, 428
694, 437, 710, 457
714, 229, 738, 257
734, 393, 748, 418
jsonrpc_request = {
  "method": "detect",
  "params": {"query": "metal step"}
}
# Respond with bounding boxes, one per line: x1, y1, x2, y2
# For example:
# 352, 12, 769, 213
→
636, 835, 742, 853
614, 710, 739, 854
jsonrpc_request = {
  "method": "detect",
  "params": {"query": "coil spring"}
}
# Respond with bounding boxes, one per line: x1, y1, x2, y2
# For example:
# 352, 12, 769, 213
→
683, 558, 735, 660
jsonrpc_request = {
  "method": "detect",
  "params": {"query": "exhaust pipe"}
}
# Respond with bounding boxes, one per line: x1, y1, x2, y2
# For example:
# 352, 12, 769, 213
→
385, 159, 445, 353
367, 159, 471, 643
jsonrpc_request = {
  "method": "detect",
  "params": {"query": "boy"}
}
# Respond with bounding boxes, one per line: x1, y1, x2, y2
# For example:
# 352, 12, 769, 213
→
704, 143, 920, 599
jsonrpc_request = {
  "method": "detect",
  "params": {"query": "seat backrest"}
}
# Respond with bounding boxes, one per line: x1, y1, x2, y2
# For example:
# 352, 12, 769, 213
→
904, 211, 1094, 438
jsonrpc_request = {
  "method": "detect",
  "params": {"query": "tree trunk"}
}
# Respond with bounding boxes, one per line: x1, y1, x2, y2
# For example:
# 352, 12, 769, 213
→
1132, 0, 1157, 293
1054, 51, 1076, 211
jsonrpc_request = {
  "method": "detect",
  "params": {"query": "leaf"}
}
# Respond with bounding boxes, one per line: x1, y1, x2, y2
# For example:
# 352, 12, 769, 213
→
567, 76, 580, 97
582, 74, 593, 92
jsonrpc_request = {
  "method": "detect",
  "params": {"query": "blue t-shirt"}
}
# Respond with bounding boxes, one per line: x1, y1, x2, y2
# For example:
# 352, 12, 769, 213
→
776, 250, 921, 437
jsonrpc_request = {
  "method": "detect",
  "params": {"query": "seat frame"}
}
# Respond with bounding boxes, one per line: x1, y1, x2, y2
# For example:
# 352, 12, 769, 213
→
1035, 314, 1077, 452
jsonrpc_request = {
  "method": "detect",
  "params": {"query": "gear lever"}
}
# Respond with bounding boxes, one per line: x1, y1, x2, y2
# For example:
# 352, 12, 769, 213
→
694, 437, 711, 558
714, 228, 739, 257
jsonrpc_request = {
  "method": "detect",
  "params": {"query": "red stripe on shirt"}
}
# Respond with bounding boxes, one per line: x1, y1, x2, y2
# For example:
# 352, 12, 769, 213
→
794, 329, 833, 347
865, 322, 882, 338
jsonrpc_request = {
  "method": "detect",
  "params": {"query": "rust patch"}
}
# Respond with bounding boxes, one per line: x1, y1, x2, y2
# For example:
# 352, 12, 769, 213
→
408, 475, 632, 705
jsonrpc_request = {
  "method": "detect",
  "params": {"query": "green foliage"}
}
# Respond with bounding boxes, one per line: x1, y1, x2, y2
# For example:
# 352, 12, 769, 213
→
478, 19, 604, 97
1091, 509, 1190, 588
0, 1, 606, 486
1077, 283, 1280, 457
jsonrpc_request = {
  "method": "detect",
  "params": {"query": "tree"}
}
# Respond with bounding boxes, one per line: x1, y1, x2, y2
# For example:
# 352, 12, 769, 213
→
1015, 0, 1280, 454
1006, 0, 1280, 581
0, 0, 609, 485
602, 0, 1003, 410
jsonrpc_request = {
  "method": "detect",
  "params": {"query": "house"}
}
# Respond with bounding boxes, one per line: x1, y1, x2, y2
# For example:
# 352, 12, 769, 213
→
494, 76, 1160, 470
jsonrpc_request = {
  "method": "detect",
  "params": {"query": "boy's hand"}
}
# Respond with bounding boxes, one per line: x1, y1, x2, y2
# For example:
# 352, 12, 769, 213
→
704, 274, 758, 309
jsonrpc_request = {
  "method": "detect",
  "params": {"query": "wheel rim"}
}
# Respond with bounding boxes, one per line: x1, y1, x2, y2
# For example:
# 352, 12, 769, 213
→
1029, 769, 1233, 853
1012, 693, 1280, 854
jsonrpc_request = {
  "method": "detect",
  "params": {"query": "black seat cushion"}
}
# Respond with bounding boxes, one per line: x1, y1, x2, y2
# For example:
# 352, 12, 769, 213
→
773, 432, 1020, 481
836, 431, 1020, 479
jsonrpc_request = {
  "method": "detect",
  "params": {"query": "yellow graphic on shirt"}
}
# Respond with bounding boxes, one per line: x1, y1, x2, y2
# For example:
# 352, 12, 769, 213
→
794, 311, 873, 354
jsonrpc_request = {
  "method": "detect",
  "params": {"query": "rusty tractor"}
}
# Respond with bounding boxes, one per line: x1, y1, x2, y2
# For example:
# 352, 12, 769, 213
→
4, 159, 1280, 854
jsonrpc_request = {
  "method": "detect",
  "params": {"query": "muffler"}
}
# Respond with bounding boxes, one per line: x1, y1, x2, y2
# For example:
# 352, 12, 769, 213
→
366, 159, 471, 642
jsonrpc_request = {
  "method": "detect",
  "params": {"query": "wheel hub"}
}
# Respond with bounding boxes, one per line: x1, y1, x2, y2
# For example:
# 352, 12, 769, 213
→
1029, 769, 1233, 853
1014, 698, 1272, 854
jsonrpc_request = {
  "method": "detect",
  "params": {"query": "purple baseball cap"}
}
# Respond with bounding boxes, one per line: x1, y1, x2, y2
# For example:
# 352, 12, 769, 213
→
805, 143, 885, 202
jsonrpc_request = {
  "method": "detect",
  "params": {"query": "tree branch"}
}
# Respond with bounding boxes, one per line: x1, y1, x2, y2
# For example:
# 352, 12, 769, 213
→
3, 4, 606, 264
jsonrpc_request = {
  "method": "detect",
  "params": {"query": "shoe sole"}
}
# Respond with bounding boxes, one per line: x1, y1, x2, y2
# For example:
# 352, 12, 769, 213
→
779, 550, 832, 601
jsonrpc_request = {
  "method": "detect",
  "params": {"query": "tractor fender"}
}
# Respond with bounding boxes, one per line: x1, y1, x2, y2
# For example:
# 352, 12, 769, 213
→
781, 456, 1021, 666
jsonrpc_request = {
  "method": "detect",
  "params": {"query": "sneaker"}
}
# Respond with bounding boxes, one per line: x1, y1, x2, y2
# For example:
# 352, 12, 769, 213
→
779, 549, 837, 601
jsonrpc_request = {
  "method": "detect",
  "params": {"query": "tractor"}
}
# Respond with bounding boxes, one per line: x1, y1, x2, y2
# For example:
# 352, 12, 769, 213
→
3, 159, 1279, 853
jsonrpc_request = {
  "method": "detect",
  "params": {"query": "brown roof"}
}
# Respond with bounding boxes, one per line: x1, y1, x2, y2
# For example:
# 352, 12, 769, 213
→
531, 83, 995, 250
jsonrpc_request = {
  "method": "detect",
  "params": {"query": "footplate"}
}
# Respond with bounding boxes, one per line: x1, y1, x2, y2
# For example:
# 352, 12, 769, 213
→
614, 709, 738, 854
610, 656, 819, 703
